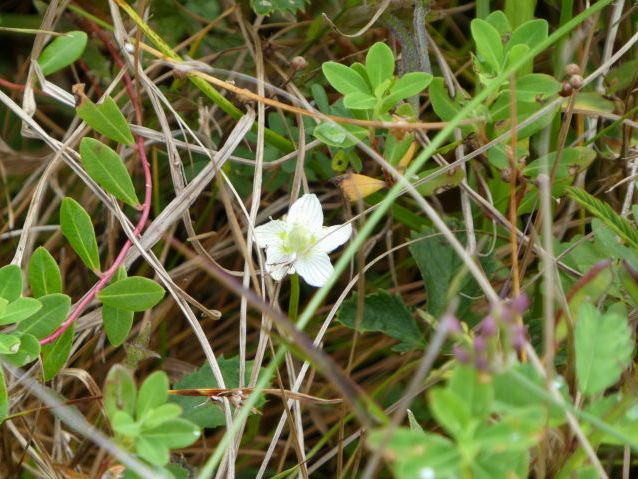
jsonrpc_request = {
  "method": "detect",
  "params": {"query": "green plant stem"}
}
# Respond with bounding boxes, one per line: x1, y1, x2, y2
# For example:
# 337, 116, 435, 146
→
476, 0, 490, 19
288, 273, 300, 322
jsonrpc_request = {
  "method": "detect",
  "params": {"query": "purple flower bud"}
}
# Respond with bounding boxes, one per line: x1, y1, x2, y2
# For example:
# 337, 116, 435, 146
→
453, 344, 470, 364
475, 354, 490, 371
479, 316, 498, 336
510, 324, 528, 351
443, 314, 462, 334
473, 335, 487, 352
511, 293, 530, 314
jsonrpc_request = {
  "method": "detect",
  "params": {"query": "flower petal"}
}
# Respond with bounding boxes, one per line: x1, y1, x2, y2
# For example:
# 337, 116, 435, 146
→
295, 251, 334, 287
254, 220, 287, 249
316, 223, 352, 253
287, 194, 323, 232
264, 246, 293, 281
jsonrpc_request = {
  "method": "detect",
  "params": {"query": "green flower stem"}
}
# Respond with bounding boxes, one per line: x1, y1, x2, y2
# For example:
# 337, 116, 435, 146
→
288, 273, 300, 323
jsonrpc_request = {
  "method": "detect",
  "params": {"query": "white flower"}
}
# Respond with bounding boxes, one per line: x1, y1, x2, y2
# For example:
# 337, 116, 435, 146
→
254, 194, 352, 287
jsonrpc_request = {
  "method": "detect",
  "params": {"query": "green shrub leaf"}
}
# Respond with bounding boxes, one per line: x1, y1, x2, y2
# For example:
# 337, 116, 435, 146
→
3, 334, 40, 367
471, 18, 504, 72
16, 294, 70, 339
322, 62, 370, 95
0, 297, 42, 326
97, 277, 165, 312
0, 334, 21, 355
28, 247, 62, 298
80, 138, 139, 206
38, 31, 88, 76
0, 264, 22, 302
41, 324, 74, 381
365, 42, 394, 89
76, 95, 135, 146
60, 197, 101, 272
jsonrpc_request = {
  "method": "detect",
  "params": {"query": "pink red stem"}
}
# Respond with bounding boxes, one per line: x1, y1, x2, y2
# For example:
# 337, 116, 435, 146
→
40, 28, 152, 345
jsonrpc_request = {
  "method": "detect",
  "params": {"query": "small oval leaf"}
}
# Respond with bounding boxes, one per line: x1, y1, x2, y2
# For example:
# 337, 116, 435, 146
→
38, 31, 88, 76
16, 293, 71, 339
97, 277, 165, 312
60, 197, 101, 272
28, 247, 62, 298
3, 334, 41, 367
76, 94, 135, 146
0, 264, 22, 302
80, 138, 139, 206
0, 297, 42, 326
41, 324, 74, 381
322, 62, 370, 95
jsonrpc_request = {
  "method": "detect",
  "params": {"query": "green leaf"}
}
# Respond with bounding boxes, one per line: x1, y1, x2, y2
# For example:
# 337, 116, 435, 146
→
171, 356, 266, 428
471, 18, 504, 72
112, 410, 141, 437
485, 10, 511, 35
104, 364, 137, 419
80, 138, 140, 206
367, 428, 460, 479
567, 187, 638, 249
103, 304, 134, 347
0, 264, 22, 301
143, 403, 182, 429
16, 294, 70, 339
507, 19, 548, 53
313, 121, 368, 148
410, 227, 493, 319
575, 303, 633, 395
0, 334, 21, 355
76, 95, 135, 146
135, 436, 170, 466
28, 247, 62, 298
475, 406, 545, 452
2, 334, 40, 367
142, 418, 201, 449
41, 323, 74, 381
493, 363, 566, 427
38, 31, 88, 76
0, 298, 7, 319
448, 366, 493, 421
524, 147, 596, 179
429, 388, 471, 438
103, 267, 133, 346
137, 371, 169, 420
336, 291, 425, 352
512, 73, 561, 102
343, 92, 377, 110
97, 277, 165, 312
0, 368, 7, 423
60, 197, 101, 272
365, 42, 394, 89
322, 62, 370, 95
0, 297, 42, 326
250, 0, 307, 15
381, 72, 432, 112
